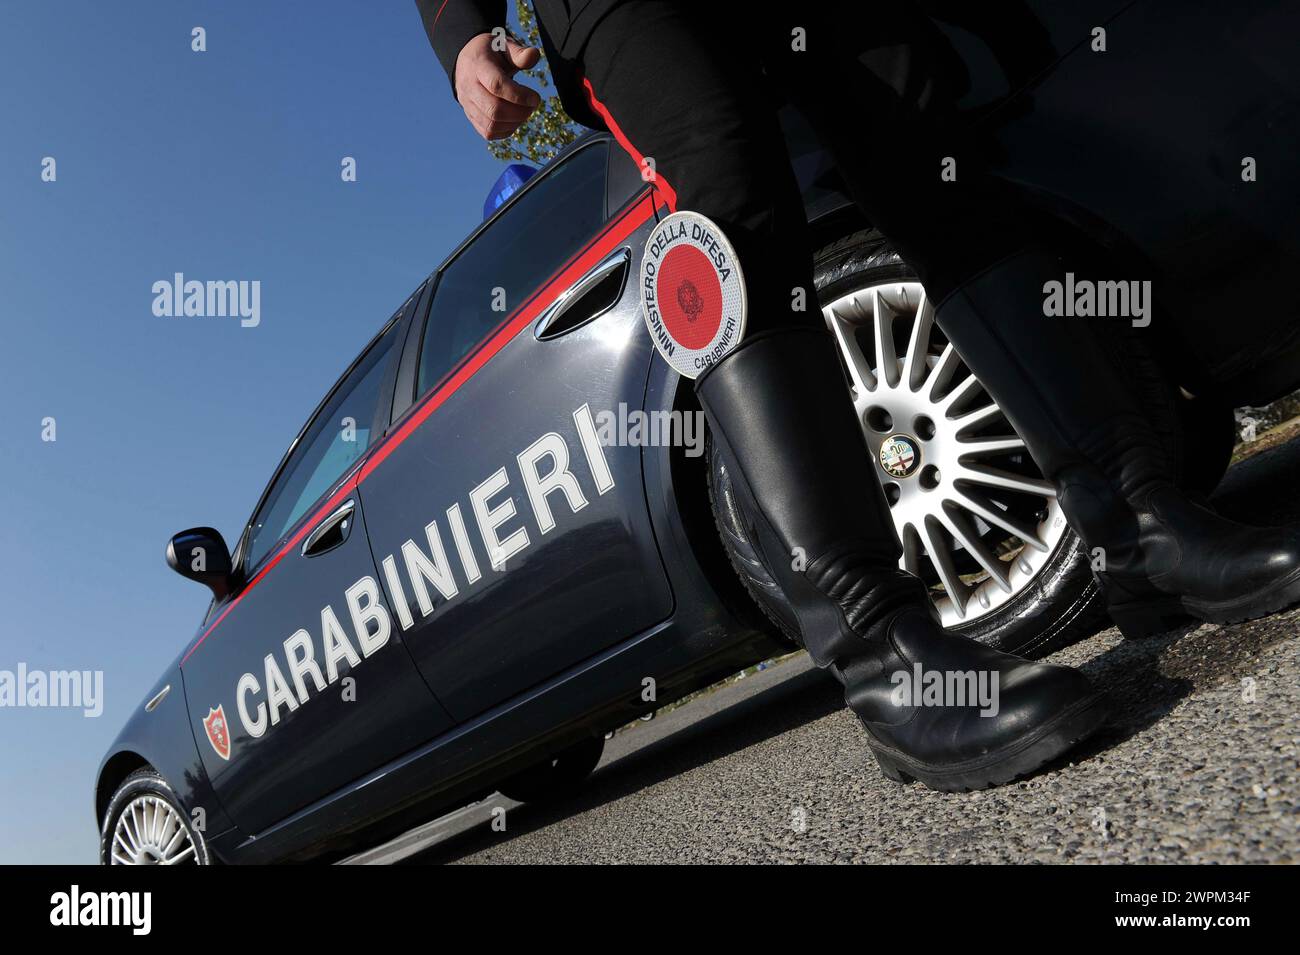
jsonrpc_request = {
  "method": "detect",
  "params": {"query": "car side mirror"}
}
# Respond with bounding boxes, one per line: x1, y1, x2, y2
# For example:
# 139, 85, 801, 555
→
166, 527, 234, 600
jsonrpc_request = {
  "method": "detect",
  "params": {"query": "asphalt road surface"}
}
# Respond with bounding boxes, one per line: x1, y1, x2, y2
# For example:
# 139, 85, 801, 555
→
348, 430, 1300, 865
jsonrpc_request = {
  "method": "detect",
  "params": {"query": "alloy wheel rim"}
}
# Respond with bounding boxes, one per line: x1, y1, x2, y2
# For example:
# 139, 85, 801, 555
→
110, 795, 198, 865
822, 280, 1069, 627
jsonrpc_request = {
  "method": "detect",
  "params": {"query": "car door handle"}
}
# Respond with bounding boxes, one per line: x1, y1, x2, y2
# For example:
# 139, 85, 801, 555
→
535, 247, 631, 340
301, 499, 355, 557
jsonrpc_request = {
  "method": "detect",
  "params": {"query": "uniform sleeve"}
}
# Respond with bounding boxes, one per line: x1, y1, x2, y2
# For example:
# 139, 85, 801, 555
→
415, 0, 506, 98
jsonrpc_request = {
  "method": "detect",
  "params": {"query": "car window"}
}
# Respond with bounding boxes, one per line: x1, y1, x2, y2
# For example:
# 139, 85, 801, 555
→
416, 141, 609, 396
244, 320, 402, 570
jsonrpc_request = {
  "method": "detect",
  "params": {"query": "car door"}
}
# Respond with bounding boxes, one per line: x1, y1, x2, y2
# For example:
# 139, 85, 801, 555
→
360, 139, 675, 721
181, 313, 455, 835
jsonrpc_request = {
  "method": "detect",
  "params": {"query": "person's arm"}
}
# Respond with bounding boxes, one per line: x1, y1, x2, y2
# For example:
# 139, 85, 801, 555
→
415, 0, 541, 140
416, 0, 498, 90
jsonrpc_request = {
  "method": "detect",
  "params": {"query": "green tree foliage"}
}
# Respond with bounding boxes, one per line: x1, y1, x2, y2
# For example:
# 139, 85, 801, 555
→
486, 1, 583, 165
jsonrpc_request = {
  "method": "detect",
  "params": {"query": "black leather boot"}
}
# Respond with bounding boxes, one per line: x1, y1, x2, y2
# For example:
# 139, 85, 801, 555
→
935, 248, 1300, 638
696, 327, 1110, 791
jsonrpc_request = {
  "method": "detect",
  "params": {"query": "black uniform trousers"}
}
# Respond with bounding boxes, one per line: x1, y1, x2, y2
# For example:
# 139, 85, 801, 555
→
572, 1, 1035, 333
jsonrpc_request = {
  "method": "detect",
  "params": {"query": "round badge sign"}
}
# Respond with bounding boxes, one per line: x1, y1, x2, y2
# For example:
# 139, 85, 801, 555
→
640, 211, 747, 379
879, 434, 921, 478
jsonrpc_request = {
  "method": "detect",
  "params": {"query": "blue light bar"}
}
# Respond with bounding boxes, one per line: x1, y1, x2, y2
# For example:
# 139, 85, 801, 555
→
483, 163, 538, 220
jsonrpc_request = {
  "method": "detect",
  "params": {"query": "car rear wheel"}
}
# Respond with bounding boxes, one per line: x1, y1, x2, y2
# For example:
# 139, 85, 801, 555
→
496, 736, 605, 805
707, 229, 1226, 657
100, 768, 210, 865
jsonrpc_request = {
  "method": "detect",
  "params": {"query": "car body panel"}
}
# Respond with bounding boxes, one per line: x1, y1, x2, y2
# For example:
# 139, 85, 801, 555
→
94, 656, 238, 847
179, 491, 455, 835
361, 196, 672, 721
204, 176, 786, 860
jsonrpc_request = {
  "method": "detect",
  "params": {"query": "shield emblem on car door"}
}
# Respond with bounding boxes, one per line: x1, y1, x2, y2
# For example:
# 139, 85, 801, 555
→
203, 705, 231, 761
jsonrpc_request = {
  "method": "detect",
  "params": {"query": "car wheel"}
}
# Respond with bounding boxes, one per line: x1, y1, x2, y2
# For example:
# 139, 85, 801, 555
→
709, 230, 1127, 657
496, 736, 605, 805
100, 768, 210, 865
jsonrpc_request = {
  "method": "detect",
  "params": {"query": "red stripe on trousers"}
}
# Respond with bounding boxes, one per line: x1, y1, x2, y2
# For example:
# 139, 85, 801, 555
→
583, 77, 678, 212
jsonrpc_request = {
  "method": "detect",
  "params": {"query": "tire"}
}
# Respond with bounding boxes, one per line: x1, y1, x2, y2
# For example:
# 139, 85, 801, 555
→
100, 767, 211, 865
706, 229, 1187, 658
496, 736, 605, 805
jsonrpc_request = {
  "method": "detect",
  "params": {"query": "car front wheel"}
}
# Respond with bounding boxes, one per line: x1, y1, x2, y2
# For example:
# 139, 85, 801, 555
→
100, 768, 210, 865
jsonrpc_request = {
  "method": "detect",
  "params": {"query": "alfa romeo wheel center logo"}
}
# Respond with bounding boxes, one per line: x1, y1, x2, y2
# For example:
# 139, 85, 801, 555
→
641, 210, 747, 379
880, 434, 921, 478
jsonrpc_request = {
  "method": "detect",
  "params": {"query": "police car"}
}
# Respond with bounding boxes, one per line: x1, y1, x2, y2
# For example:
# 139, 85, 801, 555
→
97, 43, 1296, 859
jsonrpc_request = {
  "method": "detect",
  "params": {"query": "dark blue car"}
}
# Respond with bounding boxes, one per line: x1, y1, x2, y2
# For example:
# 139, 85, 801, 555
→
96, 0, 1300, 863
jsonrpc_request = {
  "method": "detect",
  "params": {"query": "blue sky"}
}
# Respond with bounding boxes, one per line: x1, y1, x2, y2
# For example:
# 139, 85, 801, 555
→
0, 1, 521, 863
